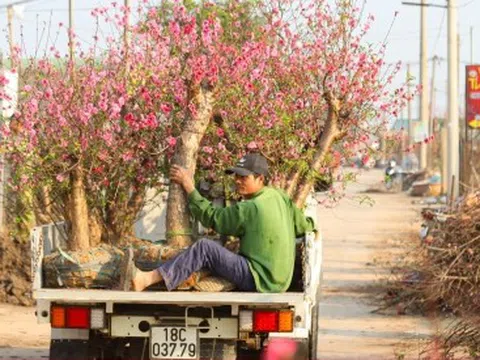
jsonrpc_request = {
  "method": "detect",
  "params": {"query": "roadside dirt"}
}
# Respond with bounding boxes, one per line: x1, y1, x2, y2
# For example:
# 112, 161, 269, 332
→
0, 303, 49, 358
0, 168, 433, 359
0, 234, 34, 306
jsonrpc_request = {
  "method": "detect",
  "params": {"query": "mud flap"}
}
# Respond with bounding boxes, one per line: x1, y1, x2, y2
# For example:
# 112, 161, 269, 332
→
49, 339, 89, 360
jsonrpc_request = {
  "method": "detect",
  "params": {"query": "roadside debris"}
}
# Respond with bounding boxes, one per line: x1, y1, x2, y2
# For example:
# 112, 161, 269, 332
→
379, 191, 480, 356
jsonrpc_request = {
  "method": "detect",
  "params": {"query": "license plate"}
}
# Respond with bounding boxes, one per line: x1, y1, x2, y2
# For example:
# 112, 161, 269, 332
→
150, 327, 198, 359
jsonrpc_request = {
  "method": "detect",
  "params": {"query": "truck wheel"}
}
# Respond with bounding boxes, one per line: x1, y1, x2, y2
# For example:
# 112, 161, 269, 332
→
49, 339, 89, 360
200, 339, 237, 360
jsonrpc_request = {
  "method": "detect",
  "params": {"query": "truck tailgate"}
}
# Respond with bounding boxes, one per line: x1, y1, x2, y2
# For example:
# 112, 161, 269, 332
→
34, 289, 304, 306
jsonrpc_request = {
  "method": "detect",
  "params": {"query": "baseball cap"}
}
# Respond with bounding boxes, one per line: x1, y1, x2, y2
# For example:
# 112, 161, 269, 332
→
225, 153, 269, 177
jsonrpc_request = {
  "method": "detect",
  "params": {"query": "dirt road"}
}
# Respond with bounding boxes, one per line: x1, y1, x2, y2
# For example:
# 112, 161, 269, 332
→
316, 169, 432, 359
0, 169, 431, 359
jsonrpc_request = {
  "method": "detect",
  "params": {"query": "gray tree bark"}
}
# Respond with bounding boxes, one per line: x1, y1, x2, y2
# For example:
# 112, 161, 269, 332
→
166, 84, 214, 247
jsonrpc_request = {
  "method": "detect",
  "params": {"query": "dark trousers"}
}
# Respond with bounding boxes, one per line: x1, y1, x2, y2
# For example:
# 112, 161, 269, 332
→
157, 239, 256, 291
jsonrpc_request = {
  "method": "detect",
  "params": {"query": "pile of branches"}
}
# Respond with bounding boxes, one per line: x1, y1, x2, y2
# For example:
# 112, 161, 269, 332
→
380, 192, 480, 356
421, 193, 480, 315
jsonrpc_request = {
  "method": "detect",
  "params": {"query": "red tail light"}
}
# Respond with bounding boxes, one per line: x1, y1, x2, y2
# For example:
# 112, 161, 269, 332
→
65, 307, 90, 329
253, 310, 278, 332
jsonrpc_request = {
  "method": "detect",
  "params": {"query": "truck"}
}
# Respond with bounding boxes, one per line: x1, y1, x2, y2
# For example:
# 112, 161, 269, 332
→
30, 192, 323, 360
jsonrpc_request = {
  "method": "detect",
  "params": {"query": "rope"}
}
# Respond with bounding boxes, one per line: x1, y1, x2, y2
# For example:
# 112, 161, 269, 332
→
165, 229, 193, 238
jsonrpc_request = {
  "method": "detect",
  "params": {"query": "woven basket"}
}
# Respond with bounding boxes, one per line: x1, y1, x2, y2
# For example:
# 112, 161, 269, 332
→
194, 276, 236, 292
43, 244, 124, 289
42, 243, 186, 289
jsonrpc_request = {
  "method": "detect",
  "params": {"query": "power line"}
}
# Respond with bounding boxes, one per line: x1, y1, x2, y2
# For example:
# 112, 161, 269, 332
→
458, 0, 478, 8
0, 7, 93, 12
0, 0, 42, 10
402, 0, 478, 8
432, 8, 446, 54
401, 1, 447, 8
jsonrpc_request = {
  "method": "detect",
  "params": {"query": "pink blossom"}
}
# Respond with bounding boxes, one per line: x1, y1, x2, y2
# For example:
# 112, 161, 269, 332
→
216, 128, 225, 137
362, 155, 370, 165
247, 141, 258, 150
92, 166, 104, 175
166, 136, 177, 147
0, 76, 9, 87
144, 112, 158, 129
161, 103, 172, 115
110, 103, 122, 119
122, 151, 134, 162
203, 146, 214, 154
125, 112, 136, 126
102, 131, 114, 146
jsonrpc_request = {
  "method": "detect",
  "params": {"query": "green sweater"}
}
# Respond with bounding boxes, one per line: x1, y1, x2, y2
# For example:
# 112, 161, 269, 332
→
187, 187, 315, 293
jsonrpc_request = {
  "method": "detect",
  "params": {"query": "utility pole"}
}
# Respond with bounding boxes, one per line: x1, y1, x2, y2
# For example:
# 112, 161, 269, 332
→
69, 0, 74, 61
428, 56, 437, 169
471, 26, 474, 64
429, 57, 437, 137
441, 128, 448, 193
124, 0, 131, 48
419, 0, 429, 170
447, 0, 459, 198
407, 64, 414, 148
403, 1, 451, 169
7, 6, 14, 68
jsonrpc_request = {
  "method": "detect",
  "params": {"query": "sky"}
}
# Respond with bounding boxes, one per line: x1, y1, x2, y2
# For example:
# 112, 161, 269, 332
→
0, 0, 479, 121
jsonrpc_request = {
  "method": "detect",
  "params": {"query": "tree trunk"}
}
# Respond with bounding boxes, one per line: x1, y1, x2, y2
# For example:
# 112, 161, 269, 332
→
293, 97, 340, 208
272, 173, 287, 190
68, 165, 90, 251
126, 185, 146, 237
88, 209, 103, 247
33, 186, 54, 225
166, 84, 214, 247
293, 125, 339, 208
285, 169, 302, 197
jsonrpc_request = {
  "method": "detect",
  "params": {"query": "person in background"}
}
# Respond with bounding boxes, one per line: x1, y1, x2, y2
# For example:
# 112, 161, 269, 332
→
262, 339, 309, 360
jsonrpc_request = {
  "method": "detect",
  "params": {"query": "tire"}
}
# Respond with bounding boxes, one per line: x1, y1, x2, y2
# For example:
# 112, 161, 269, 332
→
200, 339, 237, 360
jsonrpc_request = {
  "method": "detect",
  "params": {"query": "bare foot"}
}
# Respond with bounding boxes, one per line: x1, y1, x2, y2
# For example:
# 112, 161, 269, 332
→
132, 269, 163, 291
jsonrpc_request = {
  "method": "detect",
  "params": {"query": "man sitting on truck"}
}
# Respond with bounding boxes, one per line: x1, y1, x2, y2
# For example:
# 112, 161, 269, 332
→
122, 153, 315, 293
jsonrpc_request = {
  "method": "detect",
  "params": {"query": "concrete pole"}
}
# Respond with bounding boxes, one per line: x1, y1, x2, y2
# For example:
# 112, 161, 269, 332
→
69, 0, 74, 61
407, 64, 414, 147
7, 6, 14, 68
447, 0, 459, 198
429, 57, 437, 136
428, 56, 437, 169
471, 26, 474, 64
419, 0, 429, 170
441, 128, 448, 194
407, 64, 415, 170
124, 0, 131, 48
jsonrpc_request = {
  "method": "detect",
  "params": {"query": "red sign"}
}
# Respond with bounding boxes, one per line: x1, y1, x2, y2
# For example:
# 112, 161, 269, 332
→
466, 65, 480, 129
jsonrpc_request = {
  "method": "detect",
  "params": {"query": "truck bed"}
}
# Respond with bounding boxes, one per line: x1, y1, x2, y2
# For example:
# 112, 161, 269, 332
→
34, 288, 304, 306
33, 288, 306, 325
